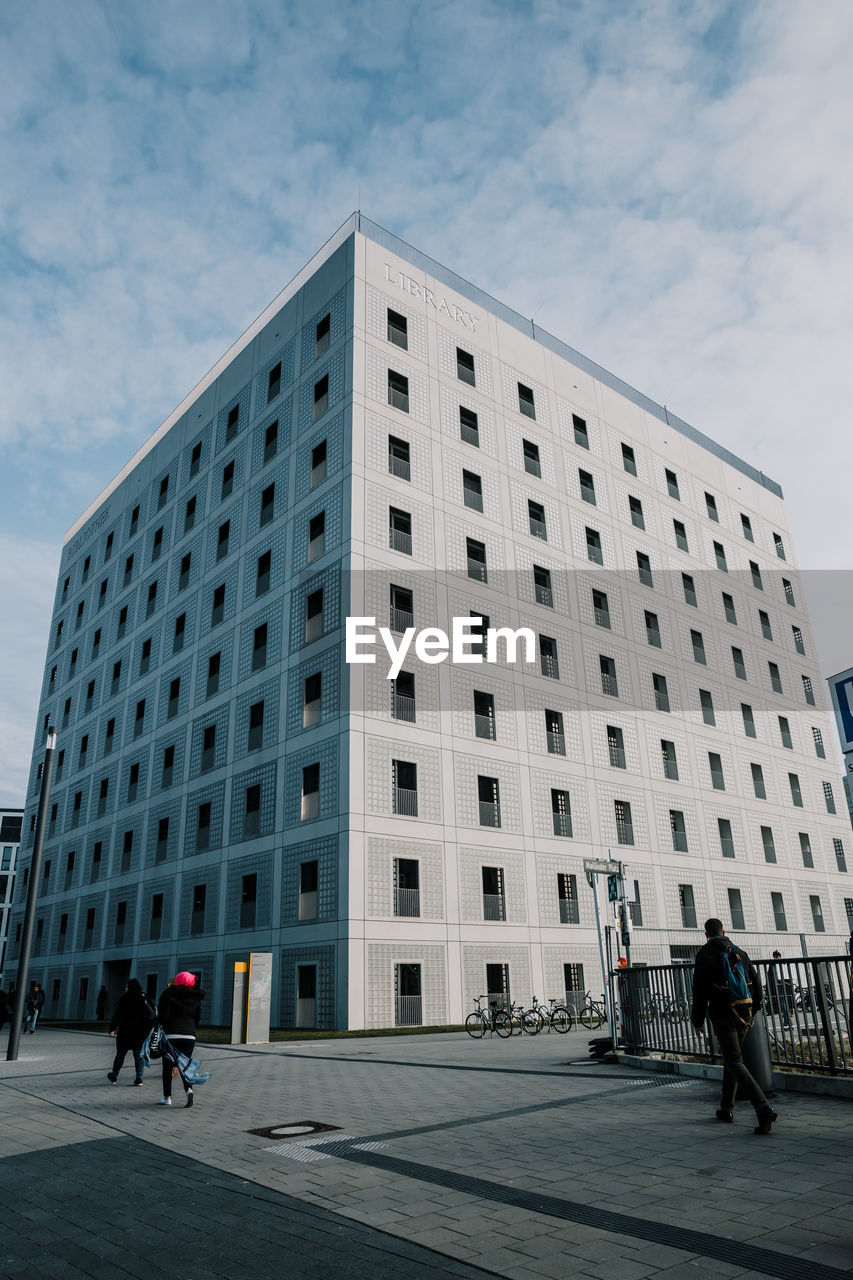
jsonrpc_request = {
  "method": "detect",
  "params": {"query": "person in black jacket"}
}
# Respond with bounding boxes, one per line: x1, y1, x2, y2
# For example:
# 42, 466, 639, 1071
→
108, 979, 154, 1085
691, 918, 778, 1134
157, 971, 203, 1108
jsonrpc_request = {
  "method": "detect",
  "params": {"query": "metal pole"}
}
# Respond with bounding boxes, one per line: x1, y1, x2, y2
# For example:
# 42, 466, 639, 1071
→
588, 872, 611, 1039
7, 730, 57, 1062
619, 861, 632, 970
604, 925, 618, 1039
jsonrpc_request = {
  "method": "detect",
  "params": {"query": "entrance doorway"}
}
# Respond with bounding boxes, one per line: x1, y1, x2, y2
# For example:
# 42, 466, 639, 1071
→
102, 959, 132, 1018
296, 964, 317, 1029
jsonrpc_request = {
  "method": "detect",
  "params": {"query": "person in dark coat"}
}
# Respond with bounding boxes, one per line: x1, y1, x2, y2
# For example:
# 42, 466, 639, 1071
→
157, 971, 203, 1108
108, 979, 154, 1085
96, 986, 108, 1020
0, 986, 10, 1032
23, 983, 45, 1034
691, 918, 777, 1134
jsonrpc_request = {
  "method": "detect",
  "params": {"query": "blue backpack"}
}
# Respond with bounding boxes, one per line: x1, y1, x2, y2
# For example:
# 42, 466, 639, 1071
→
718, 945, 754, 1025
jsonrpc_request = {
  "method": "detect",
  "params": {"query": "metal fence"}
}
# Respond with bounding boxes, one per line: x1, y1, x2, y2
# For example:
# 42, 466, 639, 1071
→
617, 953, 853, 1076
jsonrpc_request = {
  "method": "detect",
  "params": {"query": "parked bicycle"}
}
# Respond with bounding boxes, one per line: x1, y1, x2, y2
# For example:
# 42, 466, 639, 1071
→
502, 1001, 541, 1035
791, 983, 840, 1016
577, 991, 607, 1029
529, 995, 573, 1033
641, 991, 690, 1025
465, 994, 511, 1038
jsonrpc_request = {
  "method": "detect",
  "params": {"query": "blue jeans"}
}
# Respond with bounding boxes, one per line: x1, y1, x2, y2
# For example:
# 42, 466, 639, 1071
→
111, 1044, 146, 1080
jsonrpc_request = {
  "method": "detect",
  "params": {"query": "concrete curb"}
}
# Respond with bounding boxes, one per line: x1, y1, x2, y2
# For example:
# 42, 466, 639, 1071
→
619, 1052, 853, 1100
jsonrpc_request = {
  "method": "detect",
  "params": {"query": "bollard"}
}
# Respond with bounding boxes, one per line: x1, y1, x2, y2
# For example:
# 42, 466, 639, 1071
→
742, 1009, 775, 1096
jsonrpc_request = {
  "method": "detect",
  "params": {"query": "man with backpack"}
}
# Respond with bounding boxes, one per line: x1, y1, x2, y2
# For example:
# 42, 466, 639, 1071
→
691, 918, 778, 1135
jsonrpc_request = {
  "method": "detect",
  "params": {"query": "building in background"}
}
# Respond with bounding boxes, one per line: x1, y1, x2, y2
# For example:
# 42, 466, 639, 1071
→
10, 215, 853, 1028
0, 808, 23, 984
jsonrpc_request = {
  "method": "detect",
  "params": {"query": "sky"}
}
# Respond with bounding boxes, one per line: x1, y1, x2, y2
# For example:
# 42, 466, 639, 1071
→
1, 0, 853, 805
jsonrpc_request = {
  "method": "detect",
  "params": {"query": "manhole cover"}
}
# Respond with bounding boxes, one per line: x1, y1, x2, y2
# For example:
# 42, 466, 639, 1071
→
247, 1120, 340, 1140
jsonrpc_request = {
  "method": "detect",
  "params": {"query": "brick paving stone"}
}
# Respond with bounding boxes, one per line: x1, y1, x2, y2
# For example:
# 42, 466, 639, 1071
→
4, 1028, 853, 1280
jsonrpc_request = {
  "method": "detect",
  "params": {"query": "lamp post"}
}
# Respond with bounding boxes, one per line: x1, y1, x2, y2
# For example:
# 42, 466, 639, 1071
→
7, 729, 57, 1062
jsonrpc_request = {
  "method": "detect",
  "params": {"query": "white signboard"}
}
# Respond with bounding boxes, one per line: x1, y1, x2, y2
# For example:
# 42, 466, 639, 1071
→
583, 858, 621, 875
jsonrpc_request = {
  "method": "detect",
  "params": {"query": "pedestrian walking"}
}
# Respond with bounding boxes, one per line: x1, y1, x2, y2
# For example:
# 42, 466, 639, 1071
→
691, 918, 778, 1135
96, 985, 108, 1021
22, 982, 45, 1034
107, 979, 155, 1086
0, 986, 10, 1033
157, 971, 203, 1108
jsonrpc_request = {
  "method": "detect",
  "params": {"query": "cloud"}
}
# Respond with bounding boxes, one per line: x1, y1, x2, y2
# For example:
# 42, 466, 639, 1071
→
2, 0, 853, 798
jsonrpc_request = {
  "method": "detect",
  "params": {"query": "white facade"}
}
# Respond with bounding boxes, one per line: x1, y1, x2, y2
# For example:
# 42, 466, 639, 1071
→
345, 230, 852, 1026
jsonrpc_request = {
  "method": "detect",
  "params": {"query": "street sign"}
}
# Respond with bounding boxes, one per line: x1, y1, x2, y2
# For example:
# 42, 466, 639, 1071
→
583, 858, 621, 875
607, 873, 621, 902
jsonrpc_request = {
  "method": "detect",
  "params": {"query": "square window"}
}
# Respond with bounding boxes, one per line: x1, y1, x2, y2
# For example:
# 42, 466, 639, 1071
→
528, 499, 547, 539
260, 484, 275, 528
586, 527, 603, 565
456, 348, 475, 385
388, 435, 411, 481
389, 507, 412, 555
256, 551, 271, 596
387, 308, 408, 349
518, 382, 535, 419
311, 440, 327, 487
315, 313, 330, 357
252, 625, 267, 671
264, 420, 279, 464
459, 406, 479, 447
463, 470, 483, 512
226, 404, 240, 442
466, 537, 487, 583
388, 369, 409, 413
313, 374, 329, 420
523, 440, 541, 477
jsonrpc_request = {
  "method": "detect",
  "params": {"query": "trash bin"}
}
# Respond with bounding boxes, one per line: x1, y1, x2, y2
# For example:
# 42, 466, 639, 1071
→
742, 1009, 775, 1096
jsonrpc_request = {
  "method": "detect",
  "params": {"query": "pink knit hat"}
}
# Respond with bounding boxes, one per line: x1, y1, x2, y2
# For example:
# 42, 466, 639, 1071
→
174, 971, 196, 987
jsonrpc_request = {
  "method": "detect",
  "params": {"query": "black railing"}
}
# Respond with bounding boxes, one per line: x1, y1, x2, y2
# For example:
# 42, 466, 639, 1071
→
617, 954, 852, 1075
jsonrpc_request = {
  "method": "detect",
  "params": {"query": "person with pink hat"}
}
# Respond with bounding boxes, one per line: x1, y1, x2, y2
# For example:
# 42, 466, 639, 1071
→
156, 971, 204, 1107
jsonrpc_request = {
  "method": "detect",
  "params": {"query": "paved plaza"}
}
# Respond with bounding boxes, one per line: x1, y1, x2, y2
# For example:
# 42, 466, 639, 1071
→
1, 1024, 851, 1280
